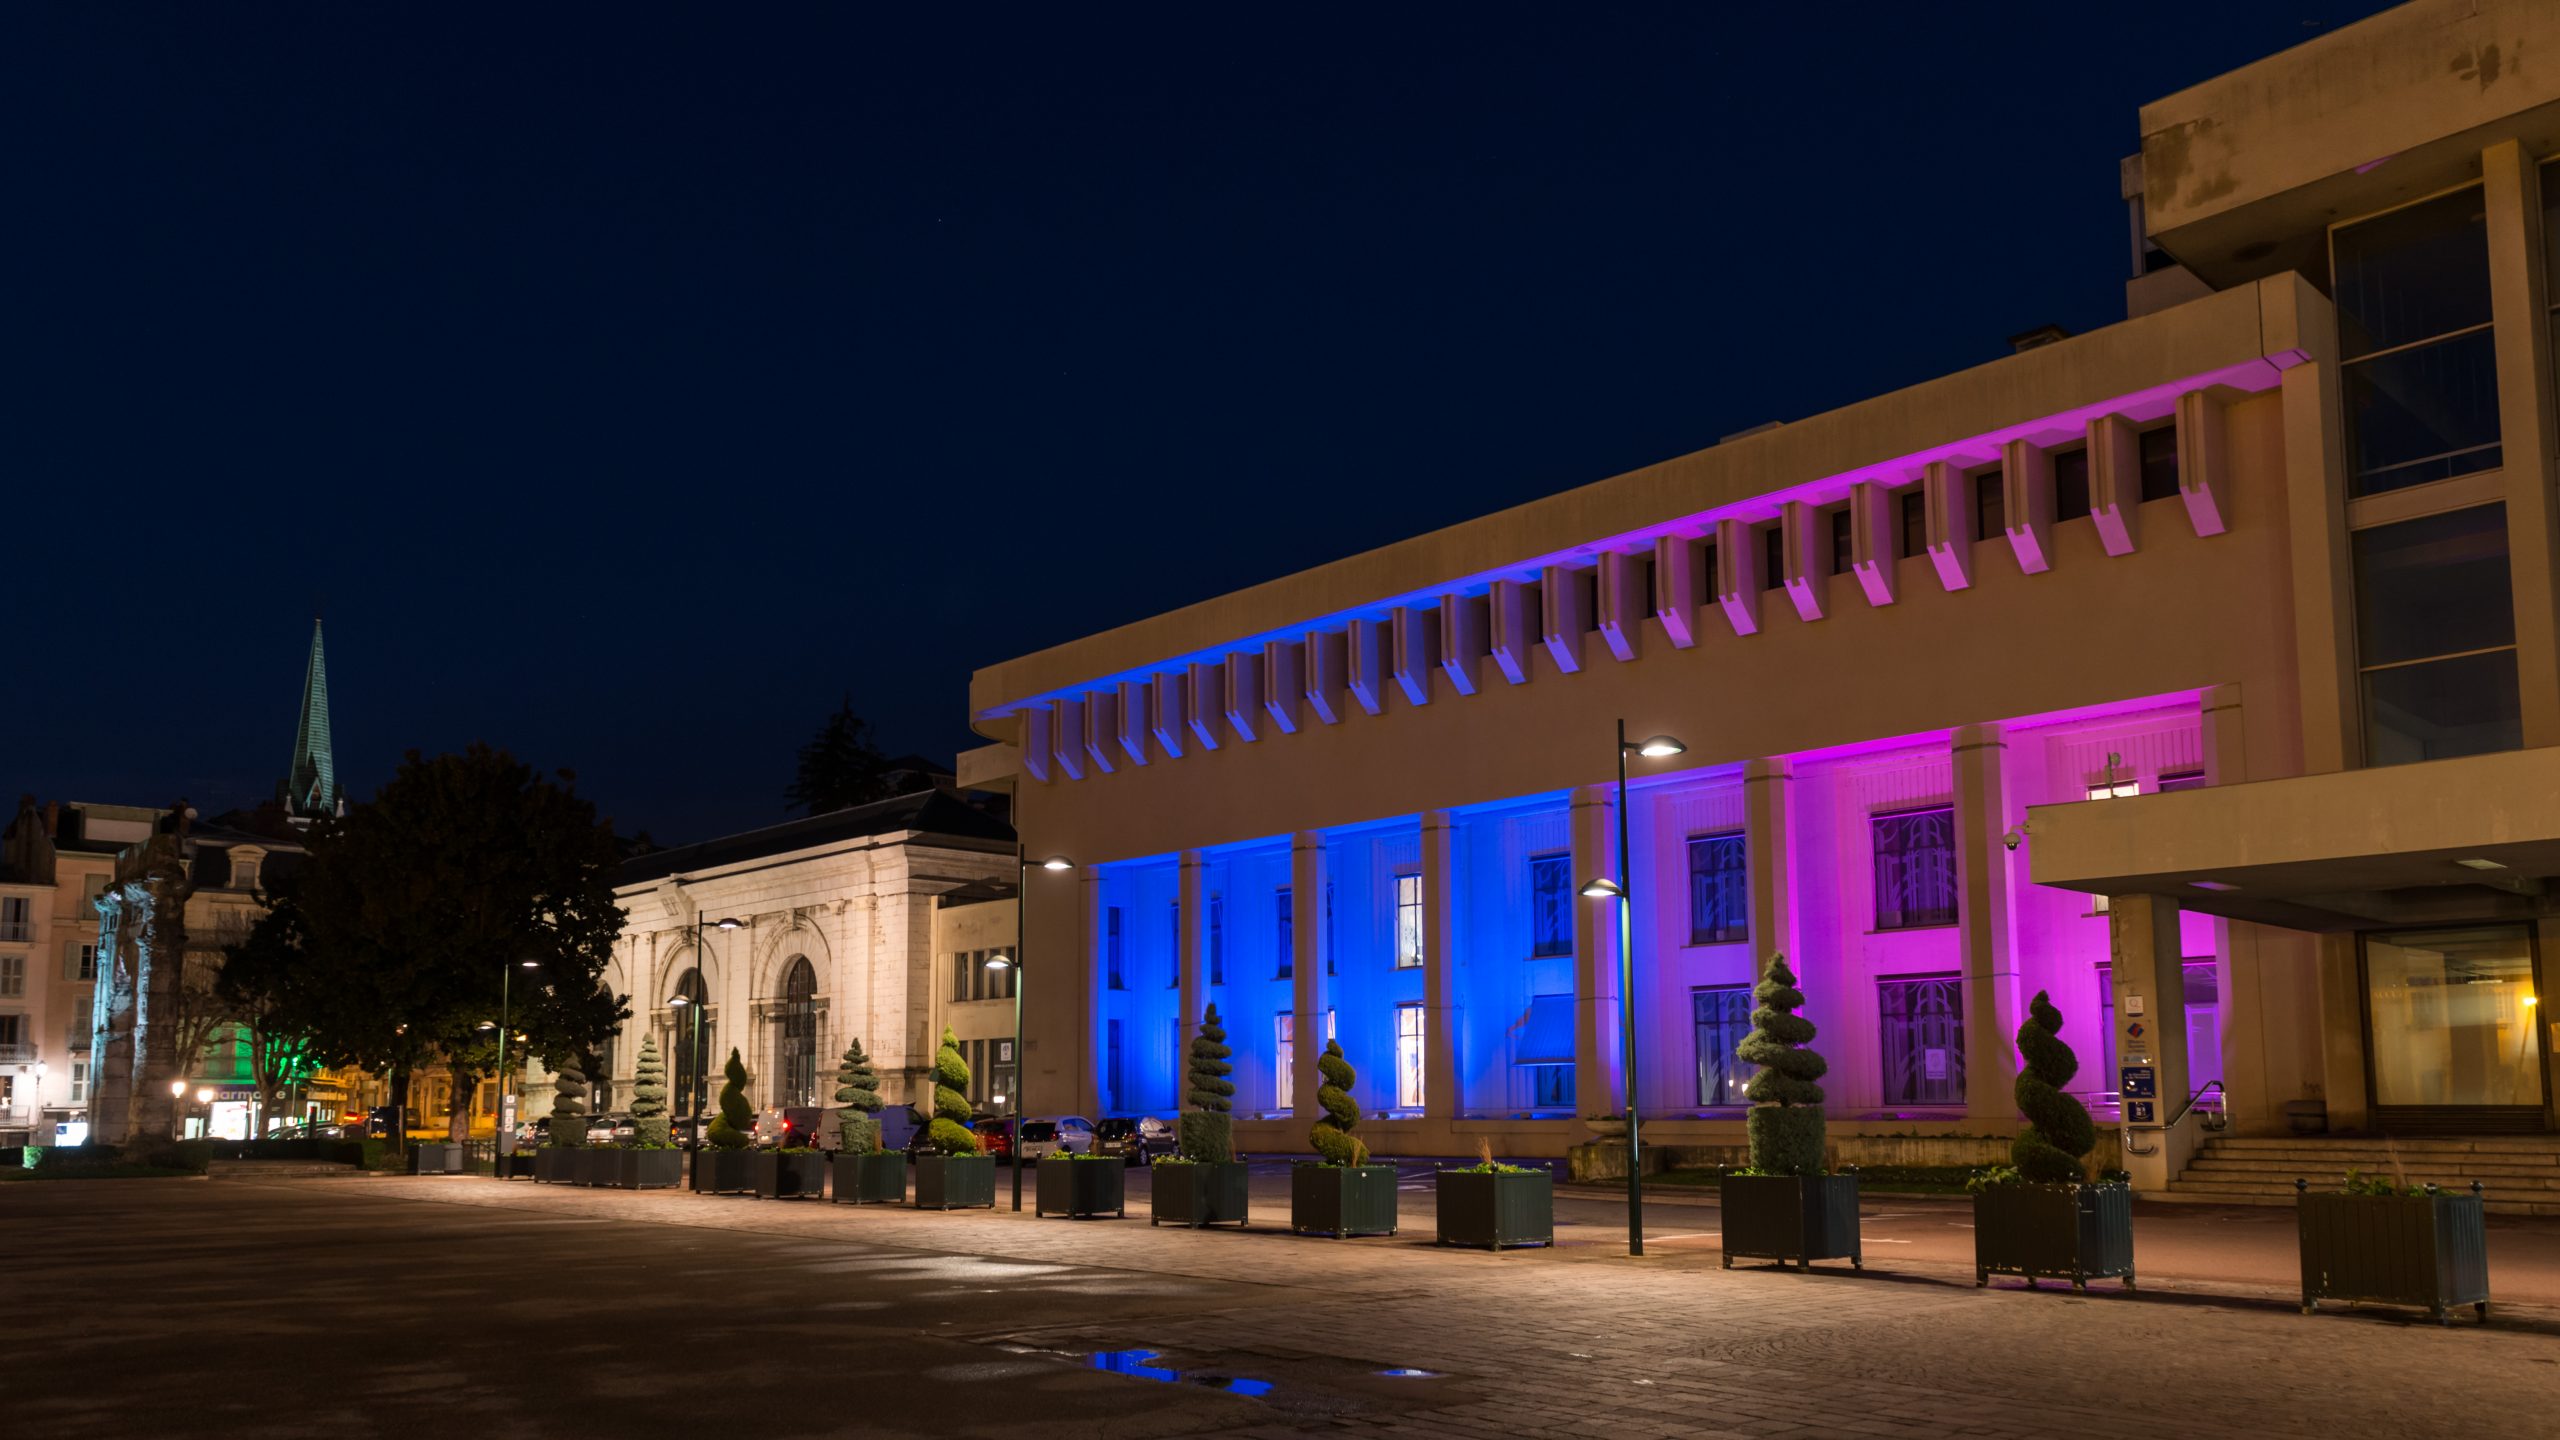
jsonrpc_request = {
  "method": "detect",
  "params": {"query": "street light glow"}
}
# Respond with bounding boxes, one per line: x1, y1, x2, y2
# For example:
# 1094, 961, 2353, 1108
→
984, 952, 1013, 970
1632, 734, 1687, 758
667, 994, 690, 1006
714, 916, 743, 930
1039, 856, 1074, 871
1580, 877, 1625, 900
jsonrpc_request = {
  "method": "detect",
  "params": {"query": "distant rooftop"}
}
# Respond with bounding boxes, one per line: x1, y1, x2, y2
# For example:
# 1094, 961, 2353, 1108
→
617, 788, 1016, 887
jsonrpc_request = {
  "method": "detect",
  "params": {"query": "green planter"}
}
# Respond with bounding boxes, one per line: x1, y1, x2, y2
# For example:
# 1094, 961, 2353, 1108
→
1719, 1173, 1863, 1271
1435, 1169, 1553, 1251
594, 1149, 684, 1190
757, 1152, 826, 1200
1150, 1161, 1250, 1228
1290, 1164, 1398, 1238
533, 1146, 580, 1183
693, 1148, 758, 1195
2297, 1181, 2490, 1323
1036, 1157, 1128, 1219
831, 1151, 907, 1205
913, 1153, 997, 1210
1973, 1182, 2135, 1290
576, 1148, 617, 1186
495, 1151, 538, 1180
408, 1143, 465, 1176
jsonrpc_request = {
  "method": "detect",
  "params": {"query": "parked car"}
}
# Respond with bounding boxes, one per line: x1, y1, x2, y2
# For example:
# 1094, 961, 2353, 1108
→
970, 1117, 1014, 1163
514, 1116, 551, 1147
876, 1103, 925, 1154
586, 1113, 636, 1145
1015, 1116, 1097, 1162
671, 1115, 713, 1150
757, 1107, 823, 1150
1094, 1116, 1174, 1165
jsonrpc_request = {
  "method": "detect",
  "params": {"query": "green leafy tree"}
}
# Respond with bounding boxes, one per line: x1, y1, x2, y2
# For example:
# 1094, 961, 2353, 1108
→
2012, 990, 2097, 1183
630, 1035, 670, 1147
1737, 954, 1828, 1176
548, 1053, 589, 1148
834, 1037, 884, 1154
925, 1027, 980, 1155
783, 697, 895, 815
1179, 1004, 1235, 1163
1309, 1039, 1367, 1167
708, 1048, 753, 1150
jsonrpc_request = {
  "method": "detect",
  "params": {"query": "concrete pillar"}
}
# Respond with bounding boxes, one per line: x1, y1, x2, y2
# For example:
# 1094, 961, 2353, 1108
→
2109, 893, 2194, 1192
1178, 850, 1206, 1090
2483, 139, 2560, 748
1420, 810, 1459, 1121
1569, 784, 1621, 1119
1952, 723, 2019, 1126
1743, 758, 1795, 968
1922, 459, 1974, 590
2281, 346, 2357, 773
2199, 684, 2271, 1135
1074, 869, 1106, 1121
1290, 832, 1327, 1122
2314, 932, 2370, 1133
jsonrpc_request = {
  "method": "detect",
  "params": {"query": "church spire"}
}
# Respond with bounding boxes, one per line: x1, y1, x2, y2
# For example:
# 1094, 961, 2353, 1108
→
283, 617, 338, 818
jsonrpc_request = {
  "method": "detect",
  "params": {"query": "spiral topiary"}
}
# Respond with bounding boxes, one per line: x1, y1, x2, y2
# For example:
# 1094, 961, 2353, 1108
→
2012, 989, 2097, 1184
548, 1053, 589, 1148
925, 1026, 980, 1155
1179, 1004, 1235, 1163
1736, 954, 1828, 1176
707, 1048, 754, 1150
834, 1037, 883, 1154
1309, 1038, 1368, 1167
630, 1036, 670, 1147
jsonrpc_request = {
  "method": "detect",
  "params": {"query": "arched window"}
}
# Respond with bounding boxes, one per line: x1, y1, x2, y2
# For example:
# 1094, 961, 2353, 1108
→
671, 968, 713, 1120
777, 957, 818, 1108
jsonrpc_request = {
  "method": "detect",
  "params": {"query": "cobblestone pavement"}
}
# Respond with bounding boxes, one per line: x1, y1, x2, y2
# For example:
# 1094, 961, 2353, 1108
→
299, 1175, 2560, 1438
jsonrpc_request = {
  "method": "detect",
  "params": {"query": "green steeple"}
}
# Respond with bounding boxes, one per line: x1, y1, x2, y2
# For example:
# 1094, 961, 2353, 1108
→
283, 618, 337, 817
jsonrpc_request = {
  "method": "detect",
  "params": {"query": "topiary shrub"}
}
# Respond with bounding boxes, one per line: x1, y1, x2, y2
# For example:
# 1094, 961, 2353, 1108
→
2012, 989, 2097, 1184
834, 1037, 884, 1154
549, 1053, 590, 1148
1737, 954, 1827, 1177
924, 1027, 981, 1155
1309, 1039, 1368, 1167
1178, 1004, 1236, 1163
707, 1048, 754, 1150
631, 1036, 671, 1147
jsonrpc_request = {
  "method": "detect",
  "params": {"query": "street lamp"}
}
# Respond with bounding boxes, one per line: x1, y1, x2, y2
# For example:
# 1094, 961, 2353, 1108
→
494, 959, 541, 1157
986, 853, 1072, 1211
674, 916, 742, 1138
1581, 720, 1686, 1257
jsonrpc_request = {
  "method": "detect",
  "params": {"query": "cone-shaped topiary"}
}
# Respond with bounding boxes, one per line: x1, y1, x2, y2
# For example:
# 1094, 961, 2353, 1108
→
548, 1053, 589, 1148
2012, 990, 2097, 1183
1736, 954, 1828, 1176
1179, 1004, 1236, 1163
924, 1026, 980, 1155
1309, 1039, 1368, 1167
707, 1048, 754, 1150
631, 1036, 670, 1146
834, 1037, 884, 1154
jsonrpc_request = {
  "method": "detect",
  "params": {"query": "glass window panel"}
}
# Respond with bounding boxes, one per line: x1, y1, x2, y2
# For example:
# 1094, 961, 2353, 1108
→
2343, 326, 2503, 494
2353, 503, 2514, 667
1106, 906, 1125, 989
1686, 832, 1747, 945
2137, 425, 2180, 503
1878, 976, 1966, 1105
1897, 489, 1927, 559
2052, 446, 2091, 522
1761, 525, 1785, 591
1275, 888, 1293, 979
1529, 853, 1573, 958
2333, 186, 2493, 357
2363, 649, 2523, 764
1973, 469, 2005, 543
1828, 508, 1853, 575
1393, 874, 1422, 968
1693, 986, 1756, 1106
1871, 807, 1958, 931
1395, 1003, 1425, 1109
2364, 926, 2543, 1108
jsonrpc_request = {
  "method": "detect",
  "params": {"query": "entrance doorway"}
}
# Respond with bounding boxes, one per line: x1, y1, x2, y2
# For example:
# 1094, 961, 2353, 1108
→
2362, 925, 2548, 1133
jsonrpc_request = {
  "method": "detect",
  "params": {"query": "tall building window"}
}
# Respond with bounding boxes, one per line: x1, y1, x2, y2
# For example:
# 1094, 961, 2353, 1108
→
1760, 524, 1785, 591
1106, 1018, 1124, 1111
1879, 975, 1966, 1105
2052, 445, 2092, 521
63, 941, 95, 982
2333, 185, 2501, 495
1275, 1012, 1294, 1111
1529, 853, 1573, 957
70, 1060, 87, 1104
1393, 873, 1423, 968
1693, 986, 1756, 1106
1973, 468, 2005, 542
1872, 806, 1958, 930
1106, 906, 1125, 989
670, 968, 713, 1120
1517, 993, 1576, 1110
1828, 507, 1853, 575
0, 897, 28, 943
1168, 901, 1181, 987
2136, 425, 2180, 502
1686, 832, 1747, 944
1275, 888, 1294, 979
2353, 503, 2521, 763
1209, 894, 1224, 985
1897, 489, 1927, 560
1395, 1003, 1425, 1110
0, 954, 21, 998
776, 957, 817, 1108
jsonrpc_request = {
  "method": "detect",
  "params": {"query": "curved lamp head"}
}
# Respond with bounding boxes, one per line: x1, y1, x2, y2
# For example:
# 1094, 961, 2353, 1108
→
1038, 856, 1075, 872
1579, 877, 1625, 900
1630, 734, 1687, 759
713, 917, 743, 931
666, 994, 691, 1008
477, 1021, 497, 1032
170, 1080, 187, 1098
520, 959, 542, 969
984, 952, 1014, 971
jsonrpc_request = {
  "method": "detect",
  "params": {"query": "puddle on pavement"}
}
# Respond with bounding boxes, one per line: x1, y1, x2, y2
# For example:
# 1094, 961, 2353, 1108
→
1087, 1349, 1276, 1397
1375, 1368, 1441, 1378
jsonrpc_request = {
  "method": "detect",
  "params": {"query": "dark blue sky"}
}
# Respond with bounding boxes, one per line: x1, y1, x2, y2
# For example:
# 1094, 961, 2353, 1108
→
2, 5, 2393, 844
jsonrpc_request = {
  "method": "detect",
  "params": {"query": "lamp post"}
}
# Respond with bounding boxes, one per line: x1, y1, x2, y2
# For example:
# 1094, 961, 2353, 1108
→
169, 1079, 187, 1140
1581, 720, 1687, 1258
673, 915, 742, 1139
493, 960, 541, 1156
986, 852, 1073, 1212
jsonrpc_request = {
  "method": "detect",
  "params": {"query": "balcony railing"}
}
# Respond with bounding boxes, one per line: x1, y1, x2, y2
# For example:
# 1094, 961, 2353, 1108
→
0, 921, 32, 943
0, 1043, 39, 1063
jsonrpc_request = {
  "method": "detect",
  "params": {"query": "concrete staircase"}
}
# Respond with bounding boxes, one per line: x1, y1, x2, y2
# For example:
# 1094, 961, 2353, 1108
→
2165, 1135, 2560, 1216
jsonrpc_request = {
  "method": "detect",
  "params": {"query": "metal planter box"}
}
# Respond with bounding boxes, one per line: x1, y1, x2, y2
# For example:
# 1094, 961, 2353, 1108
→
756, 1152, 825, 1200
594, 1148, 684, 1190
576, 1148, 616, 1186
1719, 1173, 1863, 1271
1435, 1169, 1554, 1251
693, 1148, 758, 1195
1036, 1158, 1128, 1218
1150, 1161, 1250, 1228
496, 1151, 538, 1181
1973, 1183, 2135, 1290
2297, 1183, 2490, 1323
1290, 1164, 1398, 1239
533, 1147, 579, 1183
408, 1143, 465, 1176
913, 1153, 998, 1210
831, 1152, 907, 1205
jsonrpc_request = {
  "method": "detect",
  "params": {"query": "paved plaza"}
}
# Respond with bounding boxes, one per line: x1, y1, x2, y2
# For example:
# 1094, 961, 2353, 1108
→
8, 1170, 2559, 1439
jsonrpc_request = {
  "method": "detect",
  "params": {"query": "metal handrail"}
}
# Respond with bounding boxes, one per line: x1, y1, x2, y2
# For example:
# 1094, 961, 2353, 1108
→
2123, 1079, 2228, 1156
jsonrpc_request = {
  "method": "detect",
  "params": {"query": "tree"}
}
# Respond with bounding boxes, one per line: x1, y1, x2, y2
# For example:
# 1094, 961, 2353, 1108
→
708, 1048, 754, 1150
1180, 1004, 1235, 1163
549, 1052, 588, 1148
834, 1038, 883, 1154
924, 1027, 979, 1155
217, 901, 325, 1139
1737, 954, 1828, 1177
783, 697, 896, 815
2012, 990, 2096, 1184
631, 1036, 671, 1147
1310, 1039, 1366, 1167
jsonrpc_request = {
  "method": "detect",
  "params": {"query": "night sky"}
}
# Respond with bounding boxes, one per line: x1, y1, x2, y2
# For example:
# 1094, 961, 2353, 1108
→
4, 5, 2396, 845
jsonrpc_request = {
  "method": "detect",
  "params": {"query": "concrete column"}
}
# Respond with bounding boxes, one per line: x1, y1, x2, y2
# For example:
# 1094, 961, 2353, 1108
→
1742, 758, 1795, 967
1073, 869, 1106, 1121
1952, 722, 2019, 1126
1177, 850, 1206, 1088
2108, 893, 2193, 1193
1290, 832, 1326, 1122
1420, 810, 1459, 1121
1569, 784, 1621, 1119
2484, 139, 2560, 748
2281, 344, 2357, 773
2199, 684, 2271, 1135
2314, 932, 2370, 1133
